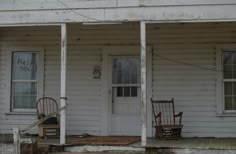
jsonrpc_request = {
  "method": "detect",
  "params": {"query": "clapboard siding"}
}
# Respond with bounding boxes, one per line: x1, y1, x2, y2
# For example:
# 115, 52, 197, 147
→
0, 23, 140, 135
1, 22, 236, 137
149, 23, 236, 137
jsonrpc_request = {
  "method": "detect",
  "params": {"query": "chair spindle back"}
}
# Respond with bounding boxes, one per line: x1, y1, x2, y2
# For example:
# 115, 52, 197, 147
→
152, 98, 176, 125
36, 97, 58, 117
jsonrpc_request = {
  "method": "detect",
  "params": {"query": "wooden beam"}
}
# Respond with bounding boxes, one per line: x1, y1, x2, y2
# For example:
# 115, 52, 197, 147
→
140, 21, 147, 146
60, 23, 67, 145
3, 5, 236, 24
0, 23, 61, 27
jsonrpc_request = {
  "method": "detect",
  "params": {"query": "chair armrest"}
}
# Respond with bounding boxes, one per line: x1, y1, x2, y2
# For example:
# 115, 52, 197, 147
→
153, 112, 162, 126
174, 112, 183, 125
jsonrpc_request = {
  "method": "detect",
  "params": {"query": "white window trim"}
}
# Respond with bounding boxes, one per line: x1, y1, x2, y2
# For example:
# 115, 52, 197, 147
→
6, 47, 44, 113
216, 45, 236, 116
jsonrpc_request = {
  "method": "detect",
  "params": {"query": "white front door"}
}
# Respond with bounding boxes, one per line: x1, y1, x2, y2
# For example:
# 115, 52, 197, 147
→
109, 56, 141, 136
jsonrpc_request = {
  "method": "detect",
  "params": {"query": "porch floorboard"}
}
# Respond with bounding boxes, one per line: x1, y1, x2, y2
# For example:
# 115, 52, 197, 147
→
37, 136, 236, 150
142, 137, 236, 150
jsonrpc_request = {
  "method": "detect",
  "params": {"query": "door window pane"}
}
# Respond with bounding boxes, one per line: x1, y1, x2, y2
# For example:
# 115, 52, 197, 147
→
117, 87, 123, 97
112, 58, 140, 98
131, 87, 138, 97
112, 58, 140, 84
124, 87, 130, 97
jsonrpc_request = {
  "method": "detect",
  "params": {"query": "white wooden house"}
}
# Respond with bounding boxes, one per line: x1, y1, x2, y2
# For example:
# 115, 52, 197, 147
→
1, 0, 236, 146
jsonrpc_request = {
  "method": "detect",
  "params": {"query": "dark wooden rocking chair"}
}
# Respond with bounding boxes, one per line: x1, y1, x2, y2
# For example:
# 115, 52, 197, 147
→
151, 98, 183, 138
36, 97, 60, 138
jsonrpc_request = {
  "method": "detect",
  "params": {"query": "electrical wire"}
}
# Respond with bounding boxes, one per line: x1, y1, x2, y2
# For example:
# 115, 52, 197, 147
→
155, 53, 223, 72
141, 45, 224, 72
45, 1, 225, 73
56, 0, 103, 22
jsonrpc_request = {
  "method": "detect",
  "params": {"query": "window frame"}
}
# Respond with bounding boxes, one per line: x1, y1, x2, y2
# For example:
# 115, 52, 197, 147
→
7, 47, 44, 113
216, 45, 236, 115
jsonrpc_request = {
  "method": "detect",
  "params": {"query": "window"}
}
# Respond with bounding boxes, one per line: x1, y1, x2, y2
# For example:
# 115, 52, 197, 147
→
223, 51, 236, 111
112, 57, 140, 97
10, 51, 42, 111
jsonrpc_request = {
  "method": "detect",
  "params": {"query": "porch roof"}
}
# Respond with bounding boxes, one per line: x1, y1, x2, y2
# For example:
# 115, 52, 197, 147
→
1, 3, 236, 25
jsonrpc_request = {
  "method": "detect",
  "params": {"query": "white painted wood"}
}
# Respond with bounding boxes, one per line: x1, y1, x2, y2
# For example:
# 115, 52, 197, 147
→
13, 128, 20, 154
146, 47, 153, 137
102, 46, 141, 136
140, 21, 146, 146
1, 5, 236, 24
109, 56, 141, 136
216, 46, 223, 115
0, 0, 236, 11
60, 24, 67, 144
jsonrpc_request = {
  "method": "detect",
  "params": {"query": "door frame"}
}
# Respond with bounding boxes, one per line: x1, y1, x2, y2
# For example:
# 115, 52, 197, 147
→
101, 46, 152, 136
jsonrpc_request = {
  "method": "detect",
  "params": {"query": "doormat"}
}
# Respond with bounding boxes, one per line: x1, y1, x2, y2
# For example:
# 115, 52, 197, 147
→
67, 136, 140, 146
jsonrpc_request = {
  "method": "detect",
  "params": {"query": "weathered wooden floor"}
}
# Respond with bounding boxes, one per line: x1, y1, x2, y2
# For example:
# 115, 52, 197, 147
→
2, 135, 236, 154
31, 136, 236, 152
143, 138, 236, 149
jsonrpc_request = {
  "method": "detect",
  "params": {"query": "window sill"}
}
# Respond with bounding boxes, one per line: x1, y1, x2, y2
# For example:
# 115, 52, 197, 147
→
5, 112, 36, 116
216, 113, 236, 117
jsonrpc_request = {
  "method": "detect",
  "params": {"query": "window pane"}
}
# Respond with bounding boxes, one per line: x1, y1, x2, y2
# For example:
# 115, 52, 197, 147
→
233, 52, 236, 64
223, 51, 236, 110
123, 60, 131, 84
117, 87, 123, 97
12, 82, 37, 109
224, 82, 233, 96
224, 65, 233, 79
12, 52, 37, 80
224, 51, 233, 65
234, 96, 236, 110
13, 82, 37, 95
225, 96, 233, 110
112, 58, 140, 84
13, 96, 37, 109
131, 87, 137, 97
124, 87, 130, 97
131, 72, 138, 84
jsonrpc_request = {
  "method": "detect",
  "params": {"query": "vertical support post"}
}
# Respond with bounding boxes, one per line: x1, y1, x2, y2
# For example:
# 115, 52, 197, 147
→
60, 24, 67, 144
13, 128, 20, 154
140, 21, 147, 146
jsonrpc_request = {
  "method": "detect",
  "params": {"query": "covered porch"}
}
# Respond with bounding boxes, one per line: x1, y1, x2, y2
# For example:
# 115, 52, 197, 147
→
1, 21, 236, 152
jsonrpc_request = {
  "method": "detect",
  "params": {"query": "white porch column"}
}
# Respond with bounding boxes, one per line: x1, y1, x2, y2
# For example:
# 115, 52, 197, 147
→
60, 23, 67, 144
140, 21, 147, 146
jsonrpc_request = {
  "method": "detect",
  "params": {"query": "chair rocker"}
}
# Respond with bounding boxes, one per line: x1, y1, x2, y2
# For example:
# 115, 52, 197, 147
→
151, 98, 183, 138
